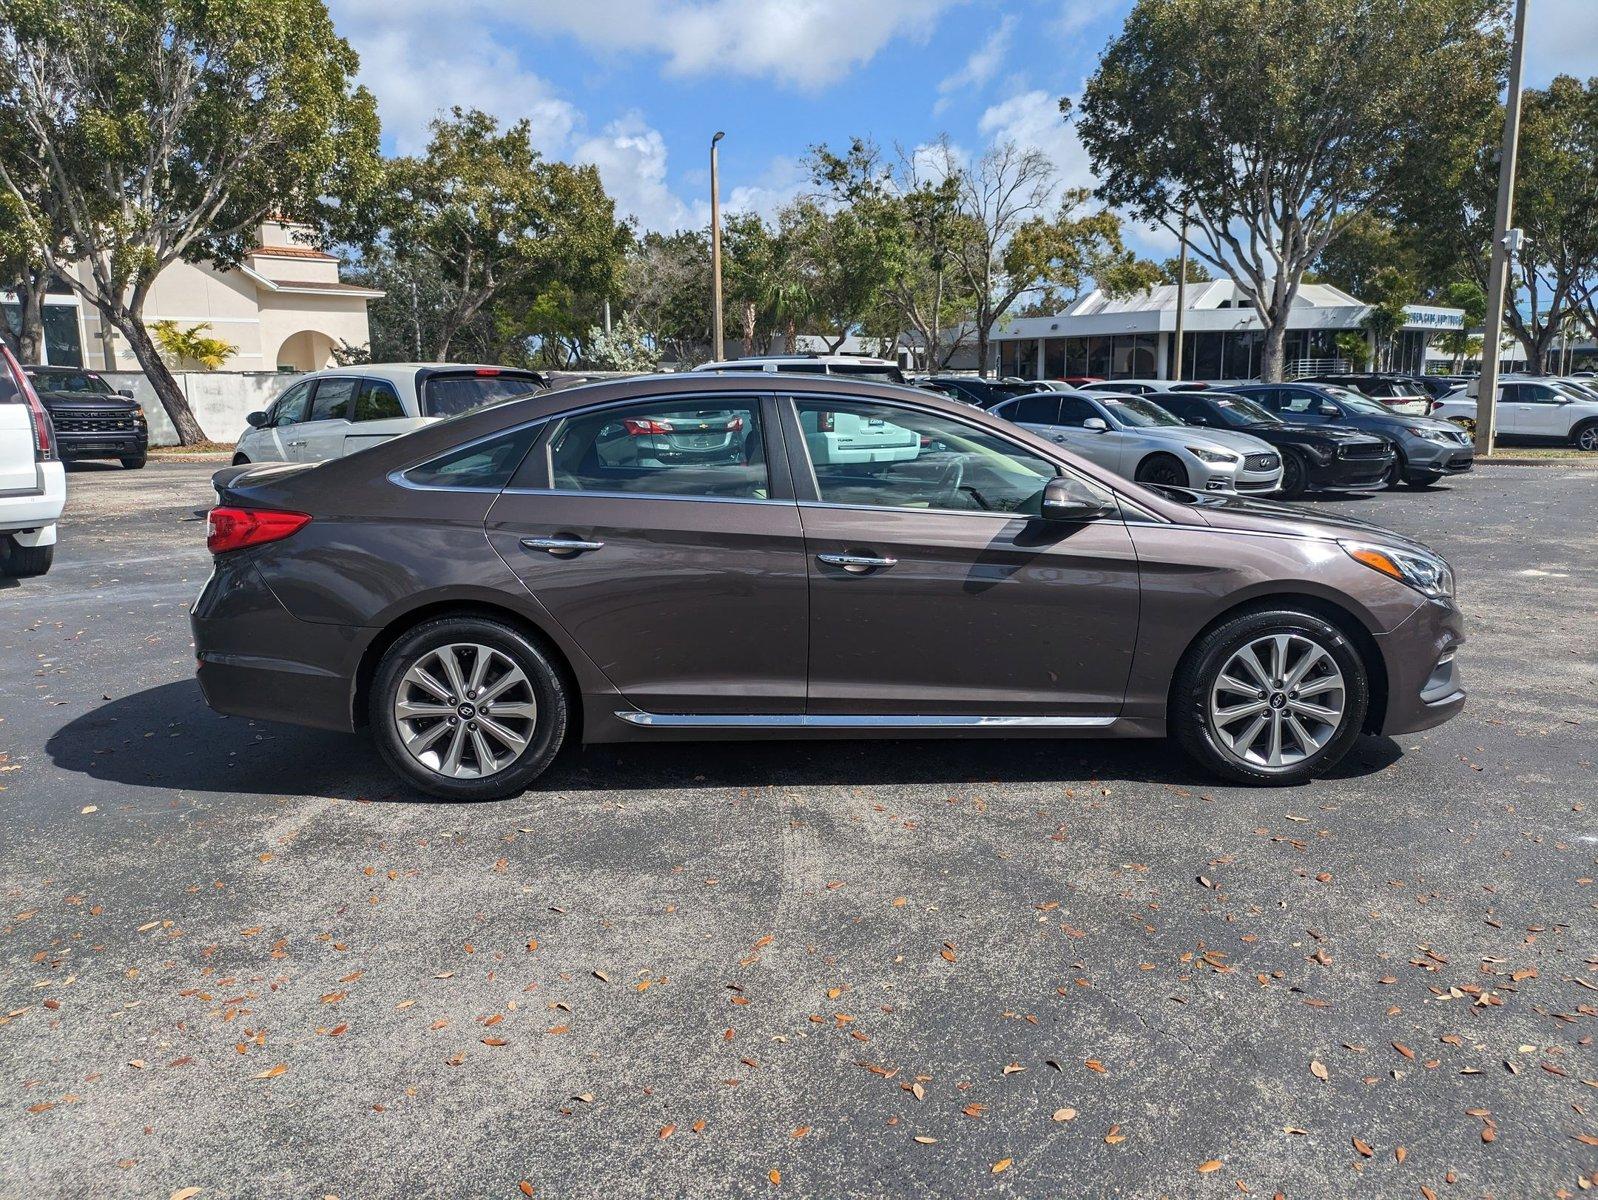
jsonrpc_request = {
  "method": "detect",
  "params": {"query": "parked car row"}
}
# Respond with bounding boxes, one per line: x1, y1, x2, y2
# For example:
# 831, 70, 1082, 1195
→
1430, 375, 1598, 451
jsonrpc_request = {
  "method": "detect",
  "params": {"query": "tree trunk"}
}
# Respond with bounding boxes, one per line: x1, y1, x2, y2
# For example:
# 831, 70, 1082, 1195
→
11, 272, 47, 363
740, 300, 755, 356
1258, 320, 1289, 383
111, 307, 206, 445
784, 317, 796, 355
975, 324, 991, 379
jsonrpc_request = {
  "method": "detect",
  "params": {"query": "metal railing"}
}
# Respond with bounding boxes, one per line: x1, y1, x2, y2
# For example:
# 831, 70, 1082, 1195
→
1286, 358, 1351, 379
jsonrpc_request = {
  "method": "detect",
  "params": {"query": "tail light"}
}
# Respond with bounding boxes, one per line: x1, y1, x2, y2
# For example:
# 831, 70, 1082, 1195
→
207, 507, 311, 554
1, 345, 54, 460
816, 411, 836, 433
727, 416, 744, 432
622, 418, 674, 436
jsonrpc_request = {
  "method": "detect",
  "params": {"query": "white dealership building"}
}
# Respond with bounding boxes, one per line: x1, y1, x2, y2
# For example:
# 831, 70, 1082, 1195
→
994, 281, 1465, 381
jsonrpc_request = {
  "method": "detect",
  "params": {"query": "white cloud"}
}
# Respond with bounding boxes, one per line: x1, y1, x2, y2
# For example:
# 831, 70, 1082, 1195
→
573, 113, 704, 233
934, 16, 1016, 115
333, 0, 955, 94
1052, 0, 1126, 39
978, 88, 1097, 200
724, 156, 810, 224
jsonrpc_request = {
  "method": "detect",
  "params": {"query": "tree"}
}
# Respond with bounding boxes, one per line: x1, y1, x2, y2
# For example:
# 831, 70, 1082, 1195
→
0, 0, 382, 442
381, 108, 628, 362
1435, 280, 1486, 370
585, 313, 661, 372
620, 229, 713, 367
0, 95, 69, 362
1335, 331, 1372, 369
151, 320, 235, 370
1074, 0, 1508, 381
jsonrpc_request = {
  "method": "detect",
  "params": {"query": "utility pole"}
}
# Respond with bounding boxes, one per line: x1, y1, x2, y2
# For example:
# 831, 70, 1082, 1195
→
1172, 203, 1190, 381
1476, 0, 1530, 458
710, 131, 726, 362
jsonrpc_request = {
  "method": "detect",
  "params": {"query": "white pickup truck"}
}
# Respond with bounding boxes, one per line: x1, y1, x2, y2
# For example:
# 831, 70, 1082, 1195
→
0, 344, 66, 578
1430, 377, 1598, 452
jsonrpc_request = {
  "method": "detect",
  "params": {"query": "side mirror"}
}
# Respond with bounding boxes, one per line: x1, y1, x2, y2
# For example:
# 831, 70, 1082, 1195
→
117, 388, 135, 399
245, 411, 267, 428
1083, 417, 1109, 431
1041, 476, 1115, 523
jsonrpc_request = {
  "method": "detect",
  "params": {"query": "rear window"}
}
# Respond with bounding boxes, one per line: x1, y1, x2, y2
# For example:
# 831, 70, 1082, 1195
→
421, 371, 544, 418
826, 364, 905, 384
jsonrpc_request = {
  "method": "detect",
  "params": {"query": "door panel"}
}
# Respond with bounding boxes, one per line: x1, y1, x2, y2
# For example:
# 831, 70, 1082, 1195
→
484, 394, 808, 714
784, 395, 1140, 716
294, 378, 357, 461
344, 378, 421, 455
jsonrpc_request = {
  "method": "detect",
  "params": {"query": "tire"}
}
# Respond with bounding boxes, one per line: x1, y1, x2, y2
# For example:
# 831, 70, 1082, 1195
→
1, 537, 54, 579
1171, 607, 1370, 787
368, 616, 569, 800
121, 454, 147, 470
1277, 450, 1309, 499
1401, 473, 1437, 489
1573, 421, 1598, 453
1134, 452, 1189, 488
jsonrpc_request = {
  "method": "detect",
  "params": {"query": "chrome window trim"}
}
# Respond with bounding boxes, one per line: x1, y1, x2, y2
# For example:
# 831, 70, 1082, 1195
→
614, 711, 1117, 729
501, 487, 792, 507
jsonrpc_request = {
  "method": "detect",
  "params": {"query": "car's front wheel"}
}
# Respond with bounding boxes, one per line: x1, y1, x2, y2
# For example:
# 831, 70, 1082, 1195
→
1135, 453, 1189, 488
369, 616, 570, 800
1278, 450, 1309, 499
121, 454, 146, 470
1171, 608, 1369, 786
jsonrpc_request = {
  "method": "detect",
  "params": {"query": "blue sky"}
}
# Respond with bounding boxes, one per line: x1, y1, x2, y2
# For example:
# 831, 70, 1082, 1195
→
327, 0, 1597, 257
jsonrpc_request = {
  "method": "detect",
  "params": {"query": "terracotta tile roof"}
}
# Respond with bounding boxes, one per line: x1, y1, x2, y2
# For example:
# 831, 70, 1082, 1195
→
250, 244, 338, 261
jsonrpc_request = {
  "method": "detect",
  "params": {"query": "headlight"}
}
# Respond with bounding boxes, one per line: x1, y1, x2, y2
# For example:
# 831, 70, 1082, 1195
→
1304, 442, 1335, 464
1340, 540, 1455, 599
1187, 446, 1239, 464
1405, 425, 1454, 443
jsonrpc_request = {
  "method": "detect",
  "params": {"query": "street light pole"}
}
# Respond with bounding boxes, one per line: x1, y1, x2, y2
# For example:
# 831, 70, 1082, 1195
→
1475, 0, 1530, 458
1172, 203, 1190, 381
710, 131, 726, 362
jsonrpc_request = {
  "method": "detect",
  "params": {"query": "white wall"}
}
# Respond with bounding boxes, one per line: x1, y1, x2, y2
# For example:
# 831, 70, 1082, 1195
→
104, 370, 300, 447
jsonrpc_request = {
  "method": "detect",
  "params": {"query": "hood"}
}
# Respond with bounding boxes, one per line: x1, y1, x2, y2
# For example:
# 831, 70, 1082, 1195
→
37, 391, 139, 412
1138, 425, 1276, 455
1270, 422, 1381, 444
1172, 491, 1439, 556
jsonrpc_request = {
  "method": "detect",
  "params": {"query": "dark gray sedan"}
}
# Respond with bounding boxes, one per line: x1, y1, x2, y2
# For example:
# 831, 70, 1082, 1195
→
192, 374, 1465, 799
1219, 383, 1474, 487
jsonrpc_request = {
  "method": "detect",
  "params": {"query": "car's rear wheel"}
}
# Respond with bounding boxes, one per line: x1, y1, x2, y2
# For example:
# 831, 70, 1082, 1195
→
1278, 450, 1309, 499
1135, 453, 1189, 488
369, 617, 569, 800
1573, 420, 1598, 452
1, 537, 54, 579
121, 454, 146, 470
1172, 608, 1369, 786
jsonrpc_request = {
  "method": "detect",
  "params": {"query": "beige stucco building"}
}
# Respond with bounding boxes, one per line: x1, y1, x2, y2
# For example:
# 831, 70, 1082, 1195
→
14, 220, 382, 372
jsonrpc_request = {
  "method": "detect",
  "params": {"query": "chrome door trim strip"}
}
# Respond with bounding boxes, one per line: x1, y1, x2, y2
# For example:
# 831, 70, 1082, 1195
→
613, 711, 1117, 729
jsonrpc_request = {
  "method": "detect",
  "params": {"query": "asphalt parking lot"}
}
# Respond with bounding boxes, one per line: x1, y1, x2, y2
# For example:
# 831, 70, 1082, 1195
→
2, 460, 1595, 1199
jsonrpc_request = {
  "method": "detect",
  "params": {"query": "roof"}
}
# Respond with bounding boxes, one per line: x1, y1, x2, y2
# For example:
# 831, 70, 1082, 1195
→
250, 245, 338, 261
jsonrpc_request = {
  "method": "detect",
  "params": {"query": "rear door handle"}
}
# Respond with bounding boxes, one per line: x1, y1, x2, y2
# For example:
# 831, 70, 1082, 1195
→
817, 553, 896, 573
521, 537, 604, 555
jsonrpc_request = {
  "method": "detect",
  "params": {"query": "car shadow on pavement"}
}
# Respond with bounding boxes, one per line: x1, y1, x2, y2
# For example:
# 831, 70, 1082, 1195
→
47, 678, 1405, 801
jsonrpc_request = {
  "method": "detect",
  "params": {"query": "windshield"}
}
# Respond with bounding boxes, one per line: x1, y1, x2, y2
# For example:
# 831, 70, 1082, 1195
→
1210, 396, 1280, 427
1099, 395, 1184, 428
28, 368, 113, 394
422, 372, 543, 418
1330, 392, 1392, 416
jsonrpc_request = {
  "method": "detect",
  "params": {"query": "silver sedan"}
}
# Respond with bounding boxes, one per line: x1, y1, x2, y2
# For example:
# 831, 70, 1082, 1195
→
990, 390, 1284, 493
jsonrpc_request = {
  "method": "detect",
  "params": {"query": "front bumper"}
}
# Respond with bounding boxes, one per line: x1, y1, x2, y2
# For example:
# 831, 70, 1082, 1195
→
1311, 449, 1395, 491
57, 429, 148, 460
1377, 597, 1466, 736
1404, 439, 1474, 479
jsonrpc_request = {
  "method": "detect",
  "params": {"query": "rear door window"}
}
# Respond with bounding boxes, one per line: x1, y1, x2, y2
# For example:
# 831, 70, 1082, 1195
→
354, 379, 405, 421
1054, 396, 1100, 426
308, 378, 356, 422
1011, 396, 1061, 424
421, 371, 544, 418
544, 398, 767, 500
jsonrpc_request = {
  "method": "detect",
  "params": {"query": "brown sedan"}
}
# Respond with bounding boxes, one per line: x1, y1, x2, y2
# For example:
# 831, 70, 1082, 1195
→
192, 374, 1465, 799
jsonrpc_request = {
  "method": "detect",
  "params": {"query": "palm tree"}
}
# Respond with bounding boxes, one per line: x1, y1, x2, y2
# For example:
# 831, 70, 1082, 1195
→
151, 321, 236, 371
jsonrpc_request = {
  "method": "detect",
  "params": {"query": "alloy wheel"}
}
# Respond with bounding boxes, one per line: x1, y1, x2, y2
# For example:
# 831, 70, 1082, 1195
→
1577, 424, 1598, 452
1207, 633, 1346, 771
393, 643, 539, 779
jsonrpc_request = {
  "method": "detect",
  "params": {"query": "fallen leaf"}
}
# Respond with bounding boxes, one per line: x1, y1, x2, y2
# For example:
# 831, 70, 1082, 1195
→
659, 1124, 676, 1140
1352, 1137, 1373, 1157
768, 1169, 781, 1187
1197, 1160, 1223, 1174
991, 1158, 1013, 1174
913, 1135, 938, 1145
1310, 1060, 1330, 1082
518, 1183, 535, 1197
170, 1190, 203, 1200
254, 1063, 288, 1080
1052, 1108, 1077, 1122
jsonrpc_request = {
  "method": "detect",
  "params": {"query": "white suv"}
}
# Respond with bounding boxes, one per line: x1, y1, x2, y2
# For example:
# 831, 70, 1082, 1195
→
232, 363, 547, 465
1430, 378, 1598, 451
0, 344, 66, 578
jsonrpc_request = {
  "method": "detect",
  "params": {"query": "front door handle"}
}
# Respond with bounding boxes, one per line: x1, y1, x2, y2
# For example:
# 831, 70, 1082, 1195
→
521, 536, 604, 555
817, 553, 896, 574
